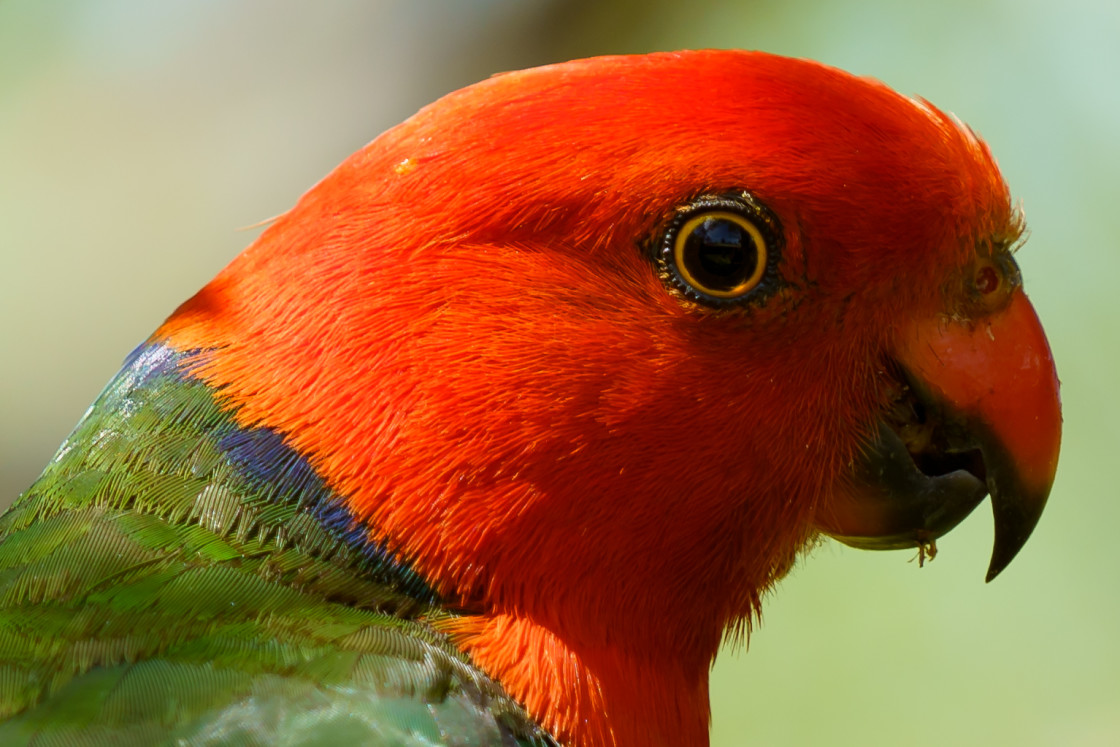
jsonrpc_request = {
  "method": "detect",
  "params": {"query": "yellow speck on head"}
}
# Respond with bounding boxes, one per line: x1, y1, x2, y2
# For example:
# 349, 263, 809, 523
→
394, 157, 418, 176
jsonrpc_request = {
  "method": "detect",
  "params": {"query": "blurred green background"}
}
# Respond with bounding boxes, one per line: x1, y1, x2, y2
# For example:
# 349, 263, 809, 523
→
1, 1, 1116, 745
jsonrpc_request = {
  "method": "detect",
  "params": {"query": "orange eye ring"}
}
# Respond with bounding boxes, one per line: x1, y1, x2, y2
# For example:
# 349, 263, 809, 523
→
673, 212, 768, 299
657, 192, 782, 308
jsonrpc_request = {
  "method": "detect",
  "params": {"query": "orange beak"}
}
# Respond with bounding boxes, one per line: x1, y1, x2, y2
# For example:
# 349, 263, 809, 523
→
820, 288, 1062, 581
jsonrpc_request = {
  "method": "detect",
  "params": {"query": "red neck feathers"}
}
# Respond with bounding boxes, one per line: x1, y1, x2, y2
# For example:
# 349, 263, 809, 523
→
157, 51, 1012, 746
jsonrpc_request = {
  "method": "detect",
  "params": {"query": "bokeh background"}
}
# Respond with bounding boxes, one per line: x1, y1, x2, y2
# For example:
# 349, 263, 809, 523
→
2, 1, 1116, 744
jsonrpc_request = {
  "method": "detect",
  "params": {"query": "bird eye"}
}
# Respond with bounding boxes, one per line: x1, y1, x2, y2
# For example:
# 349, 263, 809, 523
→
657, 193, 780, 307
674, 212, 766, 298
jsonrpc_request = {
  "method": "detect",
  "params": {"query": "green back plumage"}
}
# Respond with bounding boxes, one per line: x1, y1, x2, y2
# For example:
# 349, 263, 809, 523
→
0, 344, 553, 746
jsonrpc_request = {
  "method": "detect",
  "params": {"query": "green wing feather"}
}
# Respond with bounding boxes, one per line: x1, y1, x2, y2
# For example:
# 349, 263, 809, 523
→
0, 345, 553, 746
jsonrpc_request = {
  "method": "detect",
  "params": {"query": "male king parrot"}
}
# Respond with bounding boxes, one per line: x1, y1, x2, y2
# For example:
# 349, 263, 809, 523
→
0, 51, 1061, 747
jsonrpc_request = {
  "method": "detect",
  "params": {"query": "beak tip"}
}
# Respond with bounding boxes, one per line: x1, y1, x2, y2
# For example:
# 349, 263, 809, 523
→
984, 482, 1049, 583
985, 538, 1026, 582
984, 553, 1011, 583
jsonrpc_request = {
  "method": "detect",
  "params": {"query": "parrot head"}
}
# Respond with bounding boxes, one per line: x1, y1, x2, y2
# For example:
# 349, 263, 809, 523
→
158, 51, 1060, 746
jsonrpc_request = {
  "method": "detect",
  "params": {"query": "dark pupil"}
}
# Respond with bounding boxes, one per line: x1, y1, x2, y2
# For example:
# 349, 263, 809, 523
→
683, 218, 757, 292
